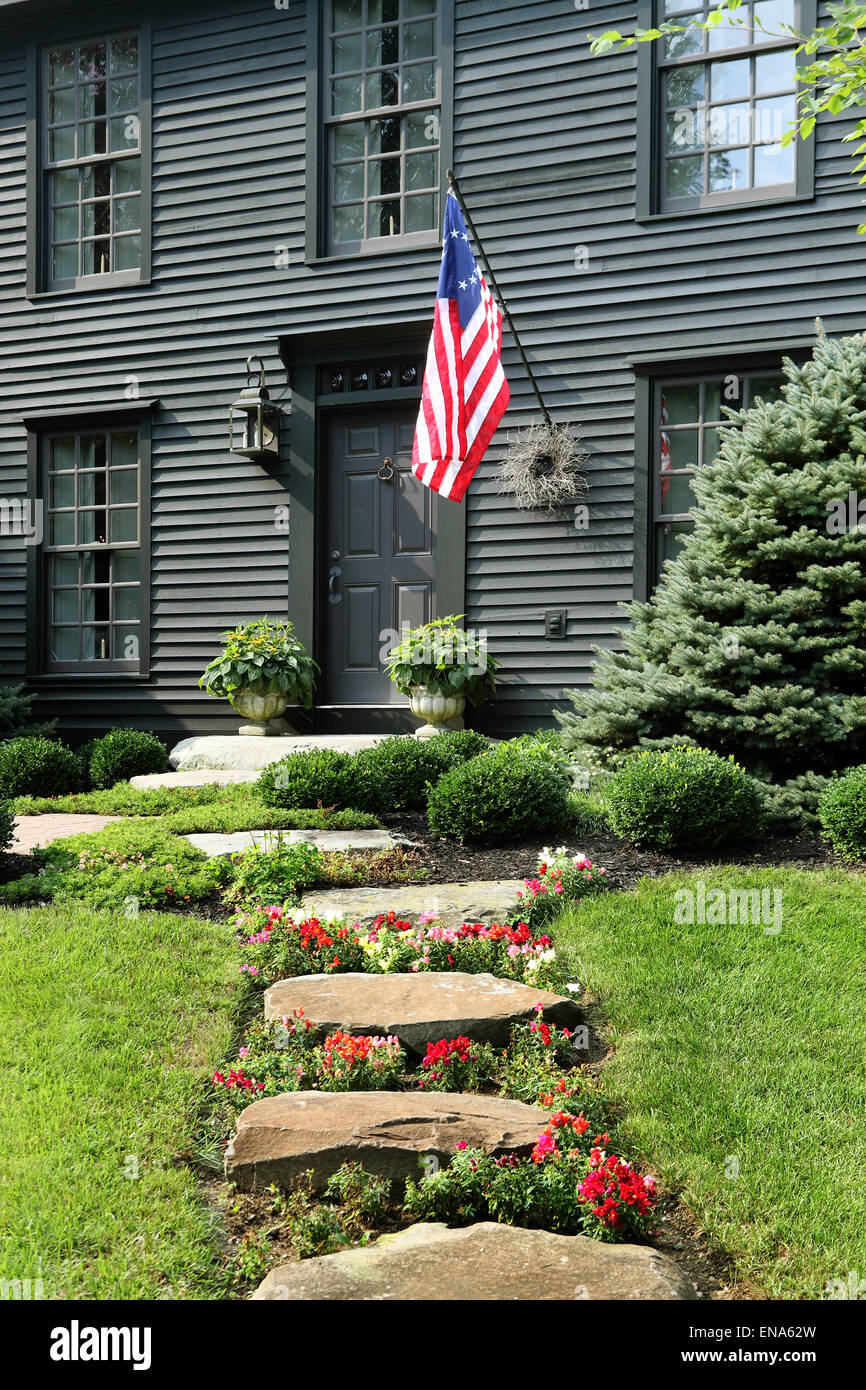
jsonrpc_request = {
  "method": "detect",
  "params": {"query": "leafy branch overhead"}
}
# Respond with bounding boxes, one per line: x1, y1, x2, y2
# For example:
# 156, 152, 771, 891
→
591, 2, 866, 228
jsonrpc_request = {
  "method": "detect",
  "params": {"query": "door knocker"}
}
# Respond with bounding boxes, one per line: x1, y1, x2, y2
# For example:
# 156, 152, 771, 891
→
377, 456, 394, 482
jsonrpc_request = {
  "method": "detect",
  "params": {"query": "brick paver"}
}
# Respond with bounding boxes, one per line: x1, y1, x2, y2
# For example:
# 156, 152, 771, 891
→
11, 814, 122, 855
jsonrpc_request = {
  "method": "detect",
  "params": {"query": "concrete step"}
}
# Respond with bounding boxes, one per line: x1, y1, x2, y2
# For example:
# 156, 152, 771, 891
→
299, 879, 526, 931
168, 733, 392, 774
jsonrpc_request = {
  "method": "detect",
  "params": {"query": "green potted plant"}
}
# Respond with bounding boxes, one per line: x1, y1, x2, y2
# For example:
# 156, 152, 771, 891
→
384, 615, 499, 738
199, 618, 319, 736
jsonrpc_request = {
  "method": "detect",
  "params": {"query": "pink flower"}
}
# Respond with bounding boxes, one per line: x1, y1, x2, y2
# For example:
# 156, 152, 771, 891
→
456, 1141, 467, 1150
238, 1046, 249, 1058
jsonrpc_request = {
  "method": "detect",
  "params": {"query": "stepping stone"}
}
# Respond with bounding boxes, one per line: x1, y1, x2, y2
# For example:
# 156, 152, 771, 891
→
184, 828, 417, 859
252, 1221, 697, 1301
300, 880, 527, 931
129, 770, 260, 789
225, 1091, 548, 1190
168, 733, 390, 773
10, 813, 122, 853
264, 971, 582, 1055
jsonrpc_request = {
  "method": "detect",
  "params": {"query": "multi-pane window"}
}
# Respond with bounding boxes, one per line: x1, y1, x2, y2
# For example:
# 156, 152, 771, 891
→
42, 34, 142, 287
326, 0, 441, 252
660, 0, 799, 206
43, 429, 142, 669
654, 372, 784, 578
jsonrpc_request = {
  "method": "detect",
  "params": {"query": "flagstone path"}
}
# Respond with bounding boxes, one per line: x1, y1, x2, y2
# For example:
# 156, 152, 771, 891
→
299, 879, 527, 929
253, 1222, 697, 1301
184, 828, 418, 858
225, 867, 697, 1300
11, 814, 122, 854
263, 971, 583, 1054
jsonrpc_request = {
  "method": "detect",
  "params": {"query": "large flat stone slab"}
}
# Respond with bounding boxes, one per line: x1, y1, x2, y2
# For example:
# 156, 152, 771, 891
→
129, 769, 260, 789
184, 828, 415, 859
168, 734, 389, 773
226, 1092, 548, 1190
300, 880, 526, 931
264, 971, 582, 1054
253, 1222, 696, 1301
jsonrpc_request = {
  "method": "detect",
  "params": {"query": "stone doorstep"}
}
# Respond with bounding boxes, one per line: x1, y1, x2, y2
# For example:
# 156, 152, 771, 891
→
300, 879, 527, 931
168, 733, 391, 774
252, 1221, 697, 1301
263, 971, 583, 1056
225, 1090, 549, 1192
184, 828, 418, 859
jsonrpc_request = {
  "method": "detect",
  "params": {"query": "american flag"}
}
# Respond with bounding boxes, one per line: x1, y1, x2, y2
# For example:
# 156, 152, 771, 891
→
660, 391, 672, 505
412, 191, 510, 502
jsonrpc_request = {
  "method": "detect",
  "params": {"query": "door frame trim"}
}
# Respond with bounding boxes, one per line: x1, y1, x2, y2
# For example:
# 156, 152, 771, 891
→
279, 328, 465, 730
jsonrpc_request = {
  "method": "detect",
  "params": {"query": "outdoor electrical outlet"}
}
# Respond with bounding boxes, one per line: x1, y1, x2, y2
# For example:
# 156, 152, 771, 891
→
545, 609, 567, 640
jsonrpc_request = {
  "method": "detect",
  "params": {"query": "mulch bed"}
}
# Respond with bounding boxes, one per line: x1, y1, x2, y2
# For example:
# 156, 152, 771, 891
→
383, 815, 843, 890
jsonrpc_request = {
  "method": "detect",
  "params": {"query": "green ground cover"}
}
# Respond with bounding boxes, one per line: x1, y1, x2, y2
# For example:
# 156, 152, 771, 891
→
550, 866, 866, 1298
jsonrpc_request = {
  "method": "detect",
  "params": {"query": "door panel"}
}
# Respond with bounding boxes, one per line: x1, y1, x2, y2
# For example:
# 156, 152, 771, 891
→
326, 408, 434, 705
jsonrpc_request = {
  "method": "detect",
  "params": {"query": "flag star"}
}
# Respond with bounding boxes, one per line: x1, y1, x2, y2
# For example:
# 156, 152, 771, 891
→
450, 229, 460, 238
458, 279, 468, 290
469, 273, 477, 285
461, 232, 470, 241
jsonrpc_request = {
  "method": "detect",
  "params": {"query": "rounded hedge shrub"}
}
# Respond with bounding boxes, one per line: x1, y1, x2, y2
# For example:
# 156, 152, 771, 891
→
352, 729, 490, 812
0, 798, 14, 853
0, 736, 80, 799
818, 765, 866, 860
427, 745, 572, 845
606, 746, 761, 853
258, 747, 361, 810
88, 729, 168, 789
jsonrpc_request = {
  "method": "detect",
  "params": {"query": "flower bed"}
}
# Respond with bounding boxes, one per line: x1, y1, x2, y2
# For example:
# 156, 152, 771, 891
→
235, 906, 568, 991
517, 846, 608, 927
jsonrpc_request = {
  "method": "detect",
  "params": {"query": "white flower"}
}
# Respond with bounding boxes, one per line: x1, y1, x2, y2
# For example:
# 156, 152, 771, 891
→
566, 983, 582, 994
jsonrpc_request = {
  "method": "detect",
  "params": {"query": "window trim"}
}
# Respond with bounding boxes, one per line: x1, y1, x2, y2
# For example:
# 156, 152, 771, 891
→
635, 0, 816, 222
26, 20, 152, 299
24, 404, 153, 679
633, 354, 796, 601
305, 0, 454, 264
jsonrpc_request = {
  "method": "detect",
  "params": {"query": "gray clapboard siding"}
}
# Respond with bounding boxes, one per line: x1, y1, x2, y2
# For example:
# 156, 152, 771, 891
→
0, 0, 864, 737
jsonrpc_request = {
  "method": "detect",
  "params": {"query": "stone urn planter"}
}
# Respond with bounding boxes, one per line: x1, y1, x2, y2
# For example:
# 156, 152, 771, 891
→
229, 683, 288, 737
409, 685, 466, 739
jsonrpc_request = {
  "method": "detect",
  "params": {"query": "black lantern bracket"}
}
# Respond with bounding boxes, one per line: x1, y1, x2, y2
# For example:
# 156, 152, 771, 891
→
229, 355, 281, 460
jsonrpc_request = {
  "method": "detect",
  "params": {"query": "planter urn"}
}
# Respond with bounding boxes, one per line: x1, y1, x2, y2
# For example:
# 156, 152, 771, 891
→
230, 683, 288, 736
409, 684, 466, 739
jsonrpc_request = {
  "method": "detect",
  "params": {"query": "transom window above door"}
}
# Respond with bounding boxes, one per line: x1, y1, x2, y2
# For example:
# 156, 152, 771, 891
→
658, 0, 802, 208
41, 33, 145, 289
326, 0, 441, 253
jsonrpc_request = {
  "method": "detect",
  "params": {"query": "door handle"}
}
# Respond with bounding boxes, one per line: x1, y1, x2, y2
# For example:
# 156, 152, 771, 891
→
328, 565, 341, 599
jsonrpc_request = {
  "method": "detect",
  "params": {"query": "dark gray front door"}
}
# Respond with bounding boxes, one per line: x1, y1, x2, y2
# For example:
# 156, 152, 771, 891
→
325, 409, 434, 705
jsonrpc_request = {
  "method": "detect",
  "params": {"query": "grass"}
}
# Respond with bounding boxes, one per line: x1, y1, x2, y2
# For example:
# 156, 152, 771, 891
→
0, 902, 243, 1299
550, 866, 866, 1299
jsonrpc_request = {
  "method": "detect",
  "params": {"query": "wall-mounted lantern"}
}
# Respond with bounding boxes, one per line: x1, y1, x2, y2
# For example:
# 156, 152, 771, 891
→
229, 356, 280, 460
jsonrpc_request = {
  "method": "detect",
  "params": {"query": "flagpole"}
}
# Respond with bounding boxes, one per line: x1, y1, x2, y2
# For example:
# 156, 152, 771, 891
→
445, 168, 553, 428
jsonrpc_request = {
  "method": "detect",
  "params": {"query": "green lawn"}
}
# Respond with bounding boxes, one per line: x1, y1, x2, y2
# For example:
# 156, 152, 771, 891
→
551, 867, 866, 1299
0, 904, 241, 1299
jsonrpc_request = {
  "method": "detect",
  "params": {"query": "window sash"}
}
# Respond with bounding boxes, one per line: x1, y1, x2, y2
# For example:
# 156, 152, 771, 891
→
324, 1, 442, 254
41, 429, 143, 671
39, 32, 145, 290
653, 0, 804, 210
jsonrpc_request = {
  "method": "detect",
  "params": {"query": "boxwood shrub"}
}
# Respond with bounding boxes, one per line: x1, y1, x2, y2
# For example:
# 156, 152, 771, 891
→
0, 736, 80, 799
88, 729, 169, 789
259, 730, 490, 813
818, 765, 866, 860
427, 744, 572, 844
258, 747, 364, 810
607, 747, 761, 853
